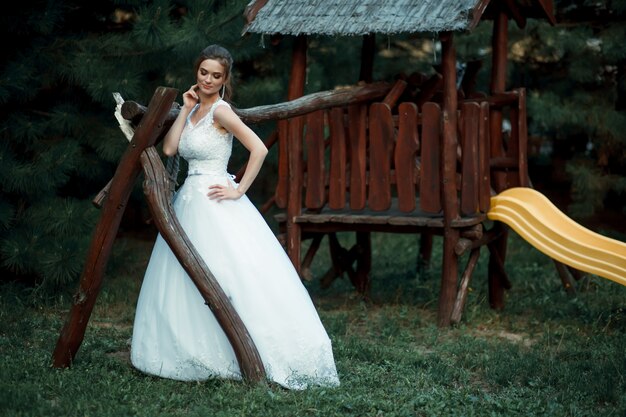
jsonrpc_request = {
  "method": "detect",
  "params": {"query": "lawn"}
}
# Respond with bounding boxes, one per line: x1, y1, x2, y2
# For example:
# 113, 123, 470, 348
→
1, 230, 625, 416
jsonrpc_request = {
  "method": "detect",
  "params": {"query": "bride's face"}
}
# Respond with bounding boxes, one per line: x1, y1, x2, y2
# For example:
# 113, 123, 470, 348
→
196, 59, 226, 96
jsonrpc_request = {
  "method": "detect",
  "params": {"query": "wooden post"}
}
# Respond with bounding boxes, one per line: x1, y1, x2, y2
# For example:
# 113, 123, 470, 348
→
488, 9, 510, 310
438, 32, 460, 327
277, 35, 308, 208
140, 148, 265, 382
285, 35, 308, 272
52, 87, 178, 368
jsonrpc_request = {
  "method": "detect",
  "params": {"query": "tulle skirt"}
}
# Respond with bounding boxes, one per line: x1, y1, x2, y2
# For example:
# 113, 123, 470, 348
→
130, 173, 340, 389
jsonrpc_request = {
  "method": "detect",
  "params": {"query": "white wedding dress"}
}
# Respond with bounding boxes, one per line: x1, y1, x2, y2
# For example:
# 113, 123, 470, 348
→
130, 99, 339, 389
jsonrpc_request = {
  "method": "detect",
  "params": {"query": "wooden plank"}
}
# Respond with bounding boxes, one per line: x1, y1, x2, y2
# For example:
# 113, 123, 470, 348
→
395, 102, 419, 212
419, 102, 441, 213
461, 102, 480, 215
305, 110, 325, 209
348, 104, 367, 209
478, 102, 491, 212
368, 103, 393, 211
329, 108, 347, 209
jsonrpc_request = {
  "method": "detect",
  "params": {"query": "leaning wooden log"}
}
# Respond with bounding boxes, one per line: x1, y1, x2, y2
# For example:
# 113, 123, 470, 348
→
140, 147, 265, 382
121, 82, 392, 126
52, 87, 179, 368
450, 248, 481, 324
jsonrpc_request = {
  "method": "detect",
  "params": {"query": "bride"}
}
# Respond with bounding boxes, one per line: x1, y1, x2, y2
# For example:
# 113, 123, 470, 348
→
130, 44, 340, 390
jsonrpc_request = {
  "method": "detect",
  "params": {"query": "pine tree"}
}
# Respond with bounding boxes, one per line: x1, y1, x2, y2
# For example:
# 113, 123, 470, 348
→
0, 0, 277, 295
505, 0, 626, 224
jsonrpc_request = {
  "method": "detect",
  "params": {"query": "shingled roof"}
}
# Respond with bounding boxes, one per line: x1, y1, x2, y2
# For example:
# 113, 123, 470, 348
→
243, 0, 556, 36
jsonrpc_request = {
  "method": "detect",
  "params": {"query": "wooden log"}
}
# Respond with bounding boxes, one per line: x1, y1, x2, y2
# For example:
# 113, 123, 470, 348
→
553, 259, 577, 295
121, 82, 392, 127
321, 233, 358, 290
139, 147, 265, 382
450, 248, 481, 324
461, 224, 483, 240
305, 111, 326, 209
382, 79, 408, 109
329, 108, 347, 209
420, 102, 442, 213
278, 36, 307, 209
503, 0, 527, 28
415, 73, 443, 108
52, 87, 179, 368
418, 233, 433, 271
301, 234, 324, 281
460, 60, 482, 98
395, 102, 419, 212
438, 32, 460, 327
460, 102, 480, 215
462, 91, 519, 107
238, 83, 391, 124
354, 232, 372, 295
488, 10, 510, 311
348, 104, 367, 210
368, 103, 393, 211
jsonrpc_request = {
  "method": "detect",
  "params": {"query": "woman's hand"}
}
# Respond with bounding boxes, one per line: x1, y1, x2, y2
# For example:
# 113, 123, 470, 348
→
182, 85, 200, 109
207, 182, 243, 201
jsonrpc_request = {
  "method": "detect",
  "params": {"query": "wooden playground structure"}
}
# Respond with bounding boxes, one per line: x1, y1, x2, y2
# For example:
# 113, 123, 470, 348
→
53, 0, 572, 382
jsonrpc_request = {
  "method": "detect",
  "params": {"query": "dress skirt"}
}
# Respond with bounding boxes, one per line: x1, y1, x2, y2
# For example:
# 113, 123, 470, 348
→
130, 173, 340, 389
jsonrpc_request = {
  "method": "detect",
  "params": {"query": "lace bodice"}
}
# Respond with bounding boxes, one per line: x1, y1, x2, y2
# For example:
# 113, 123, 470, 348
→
178, 99, 233, 175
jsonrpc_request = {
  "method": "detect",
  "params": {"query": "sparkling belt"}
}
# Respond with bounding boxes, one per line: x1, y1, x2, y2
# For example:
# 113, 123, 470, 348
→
187, 169, 235, 180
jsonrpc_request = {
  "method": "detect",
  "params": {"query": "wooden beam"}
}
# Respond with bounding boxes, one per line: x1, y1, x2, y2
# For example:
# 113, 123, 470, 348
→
450, 248, 481, 324
438, 32, 460, 327
242, 0, 269, 33
52, 87, 179, 368
121, 82, 391, 126
469, 0, 492, 30
277, 35, 308, 209
504, 0, 527, 28
536, 0, 557, 25
140, 147, 266, 382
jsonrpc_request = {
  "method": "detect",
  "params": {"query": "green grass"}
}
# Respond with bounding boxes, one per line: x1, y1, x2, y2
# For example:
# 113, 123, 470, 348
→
1, 231, 625, 416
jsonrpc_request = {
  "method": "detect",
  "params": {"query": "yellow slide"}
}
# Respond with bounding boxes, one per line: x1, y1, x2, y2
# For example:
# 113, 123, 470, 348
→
487, 187, 626, 286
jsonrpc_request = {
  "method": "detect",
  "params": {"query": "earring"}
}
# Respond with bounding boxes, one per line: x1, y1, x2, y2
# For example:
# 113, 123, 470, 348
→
220, 85, 225, 99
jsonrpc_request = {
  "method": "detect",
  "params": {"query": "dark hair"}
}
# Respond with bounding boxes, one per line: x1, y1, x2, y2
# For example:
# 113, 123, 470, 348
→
193, 44, 234, 101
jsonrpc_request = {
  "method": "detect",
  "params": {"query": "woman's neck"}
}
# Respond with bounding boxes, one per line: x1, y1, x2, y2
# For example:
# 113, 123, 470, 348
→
198, 92, 220, 109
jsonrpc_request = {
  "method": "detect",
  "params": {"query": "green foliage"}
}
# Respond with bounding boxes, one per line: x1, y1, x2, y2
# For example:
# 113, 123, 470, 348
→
503, 1, 626, 219
0, 0, 275, 293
